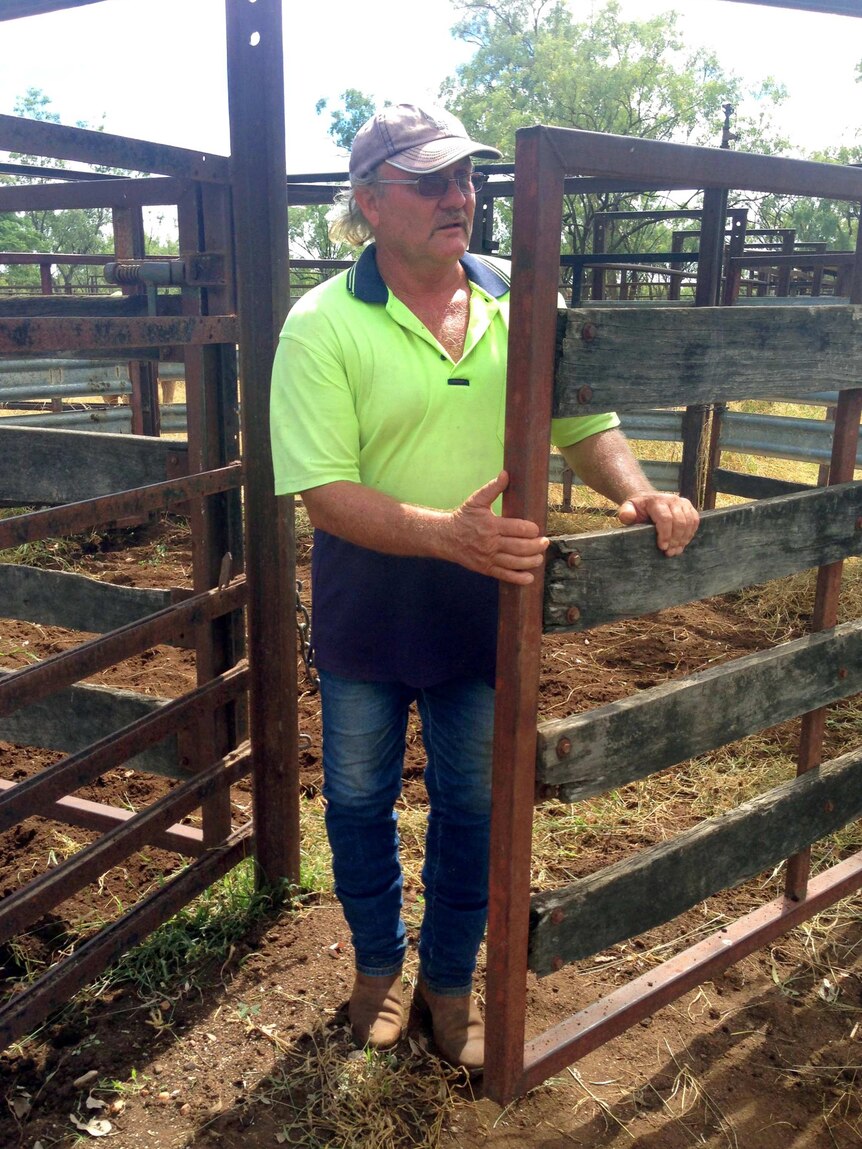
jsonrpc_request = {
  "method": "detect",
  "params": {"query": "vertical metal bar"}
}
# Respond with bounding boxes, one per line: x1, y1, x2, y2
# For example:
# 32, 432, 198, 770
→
785, 216, 862, 901
721, 208, 747, 306
680, 187, 727, 506
777, 229, 795, 296
591, 216, 606, 302
225, 0, 299, 885
176, 184, 237, 846
112, 204, 159, 436
484, 126, 565, 1106
669, 231, 684, 301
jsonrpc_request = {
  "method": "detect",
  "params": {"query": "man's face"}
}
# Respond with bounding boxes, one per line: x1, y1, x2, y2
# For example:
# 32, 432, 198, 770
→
356, 159, 477, 273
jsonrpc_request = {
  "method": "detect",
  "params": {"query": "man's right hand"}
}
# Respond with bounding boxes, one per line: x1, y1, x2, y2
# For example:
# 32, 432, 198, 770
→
448, 471, 549, 585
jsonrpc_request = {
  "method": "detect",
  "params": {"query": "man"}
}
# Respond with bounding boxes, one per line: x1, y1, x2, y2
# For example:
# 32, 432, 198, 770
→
270, 104, 699, 1074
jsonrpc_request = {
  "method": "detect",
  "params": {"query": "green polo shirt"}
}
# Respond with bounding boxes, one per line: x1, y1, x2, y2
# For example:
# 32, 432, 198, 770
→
270, 246, 618, 507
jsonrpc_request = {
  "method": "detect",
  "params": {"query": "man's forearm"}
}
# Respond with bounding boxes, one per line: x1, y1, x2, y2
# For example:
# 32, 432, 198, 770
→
301, 480, 453, 559
299, 474, 549, 585
560, 428, 654, 504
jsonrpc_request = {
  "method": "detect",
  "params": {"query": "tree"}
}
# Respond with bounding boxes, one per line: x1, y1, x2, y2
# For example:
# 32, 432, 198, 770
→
439, 0, 791, 287
1, 89, 140, 293
314, 89, 383, 155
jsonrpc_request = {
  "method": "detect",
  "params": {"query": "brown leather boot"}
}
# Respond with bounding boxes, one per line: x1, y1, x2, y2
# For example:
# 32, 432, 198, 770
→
413, 977, 485, 1074
348, 972, 404, 1049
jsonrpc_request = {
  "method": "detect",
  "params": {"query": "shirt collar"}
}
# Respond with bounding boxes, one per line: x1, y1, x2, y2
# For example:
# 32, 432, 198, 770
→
347, 243, 510, 303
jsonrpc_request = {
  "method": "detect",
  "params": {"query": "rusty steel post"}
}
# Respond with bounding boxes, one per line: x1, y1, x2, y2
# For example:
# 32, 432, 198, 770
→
225, 0, 299, 887
484, 126, 566, 1105
112, 204, 160, 437
786, 216, 862, 901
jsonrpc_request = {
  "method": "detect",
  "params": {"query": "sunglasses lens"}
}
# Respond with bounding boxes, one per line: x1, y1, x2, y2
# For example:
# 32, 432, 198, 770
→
417, 175, 448, 197
415, 173, 484, 197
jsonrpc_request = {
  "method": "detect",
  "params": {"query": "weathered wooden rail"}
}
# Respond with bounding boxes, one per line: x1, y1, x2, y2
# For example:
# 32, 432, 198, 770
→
485, 123, 862, 1103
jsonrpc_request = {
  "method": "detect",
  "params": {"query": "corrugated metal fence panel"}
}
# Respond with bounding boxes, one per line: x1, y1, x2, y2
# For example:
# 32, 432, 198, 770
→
719, 410, 854, 467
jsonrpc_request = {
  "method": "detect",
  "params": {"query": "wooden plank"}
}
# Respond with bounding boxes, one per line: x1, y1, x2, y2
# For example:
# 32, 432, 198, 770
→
0, 564, 174, 634
554, 305, 862, 415
538, 618, 862, 801
0, 670, 182, 778
529, 744, 862, 975
711, 468, 811, 500
544, 481, 862, 632
0, 426, 188, 505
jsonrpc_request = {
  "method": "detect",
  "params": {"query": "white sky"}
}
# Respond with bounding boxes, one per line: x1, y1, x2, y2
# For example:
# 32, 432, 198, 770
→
0, 0, 859, 171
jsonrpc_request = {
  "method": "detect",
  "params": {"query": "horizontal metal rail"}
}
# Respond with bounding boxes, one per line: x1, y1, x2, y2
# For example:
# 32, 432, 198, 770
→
0, 662, 249, 830
0, 578, 247, 719
0, 743, 251, 946
0, 823, 253, 1052
0, 315, 238, 356
0, 779, 205, 854
518, 849, 862, 1096
719, 410, 856, 466
2, 405, 188, 433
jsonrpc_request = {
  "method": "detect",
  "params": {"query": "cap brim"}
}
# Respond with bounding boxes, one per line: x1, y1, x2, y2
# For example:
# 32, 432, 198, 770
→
388, 139, 502, 174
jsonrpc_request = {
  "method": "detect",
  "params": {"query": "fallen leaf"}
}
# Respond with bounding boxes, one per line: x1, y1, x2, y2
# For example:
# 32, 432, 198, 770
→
69, 1114, 113, 1137
85, 1095, 106, 1110
8, 1092, 31, 1119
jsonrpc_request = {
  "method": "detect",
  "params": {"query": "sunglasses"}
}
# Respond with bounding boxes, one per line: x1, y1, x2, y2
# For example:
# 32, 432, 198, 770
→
374, 171, 488, 198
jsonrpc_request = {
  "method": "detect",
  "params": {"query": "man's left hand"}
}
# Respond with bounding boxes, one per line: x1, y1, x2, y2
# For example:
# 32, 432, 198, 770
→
617, 493, 700, 557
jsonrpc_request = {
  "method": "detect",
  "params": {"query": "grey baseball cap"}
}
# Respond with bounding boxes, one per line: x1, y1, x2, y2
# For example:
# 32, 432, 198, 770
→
349, 103, 501, 181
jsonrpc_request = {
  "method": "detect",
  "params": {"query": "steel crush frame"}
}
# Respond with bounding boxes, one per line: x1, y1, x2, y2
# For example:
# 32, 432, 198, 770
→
484, 125, 862, 1102
0, 0, 298, 1049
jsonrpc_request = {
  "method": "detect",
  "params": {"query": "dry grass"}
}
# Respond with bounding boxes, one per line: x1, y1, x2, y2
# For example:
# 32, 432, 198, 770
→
247, 1019, 465, 1149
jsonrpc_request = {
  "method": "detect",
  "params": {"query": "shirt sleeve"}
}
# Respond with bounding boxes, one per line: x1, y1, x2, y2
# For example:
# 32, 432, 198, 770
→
550, 411, 620, 449
270, 309, 362, 497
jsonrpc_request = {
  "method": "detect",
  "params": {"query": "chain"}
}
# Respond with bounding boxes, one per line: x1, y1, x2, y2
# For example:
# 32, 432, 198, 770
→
295, 579, 319, 690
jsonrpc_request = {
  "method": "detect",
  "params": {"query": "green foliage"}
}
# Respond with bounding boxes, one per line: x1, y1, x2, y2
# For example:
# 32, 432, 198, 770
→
1, 88, 171, 291
439, 1, 794, 267
763, 143, 861, 250
315, 87, 383, 153
443, 1, 750, 157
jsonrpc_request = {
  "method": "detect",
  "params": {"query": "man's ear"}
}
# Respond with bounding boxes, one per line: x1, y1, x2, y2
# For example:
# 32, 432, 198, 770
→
354, 183, 380, 230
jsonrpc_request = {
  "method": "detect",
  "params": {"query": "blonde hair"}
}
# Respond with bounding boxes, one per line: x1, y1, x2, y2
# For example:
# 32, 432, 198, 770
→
327, 169, 379, 248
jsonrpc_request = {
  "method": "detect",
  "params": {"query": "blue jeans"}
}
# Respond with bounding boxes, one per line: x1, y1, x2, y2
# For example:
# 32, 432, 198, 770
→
318, 670, 495, 996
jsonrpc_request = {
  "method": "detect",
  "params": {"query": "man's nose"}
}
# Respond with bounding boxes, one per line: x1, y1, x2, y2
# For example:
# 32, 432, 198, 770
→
438, 178, 468, 208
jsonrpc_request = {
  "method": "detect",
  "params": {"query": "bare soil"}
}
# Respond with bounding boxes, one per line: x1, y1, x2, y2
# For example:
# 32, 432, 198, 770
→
0, 517, 860, 1148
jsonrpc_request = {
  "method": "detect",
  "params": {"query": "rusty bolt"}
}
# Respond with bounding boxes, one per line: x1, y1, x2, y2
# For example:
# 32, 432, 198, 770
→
552, 956, 564, 971
556, 737, 572, 760
581, 322, 597, 342
566, 606, 581, 624
577, 385, 594, 405
550, 908, 565, 926
566, 551, 582, 568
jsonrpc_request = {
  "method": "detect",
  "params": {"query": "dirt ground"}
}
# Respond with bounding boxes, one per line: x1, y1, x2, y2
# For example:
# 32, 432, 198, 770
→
0, 516, 860, 1148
